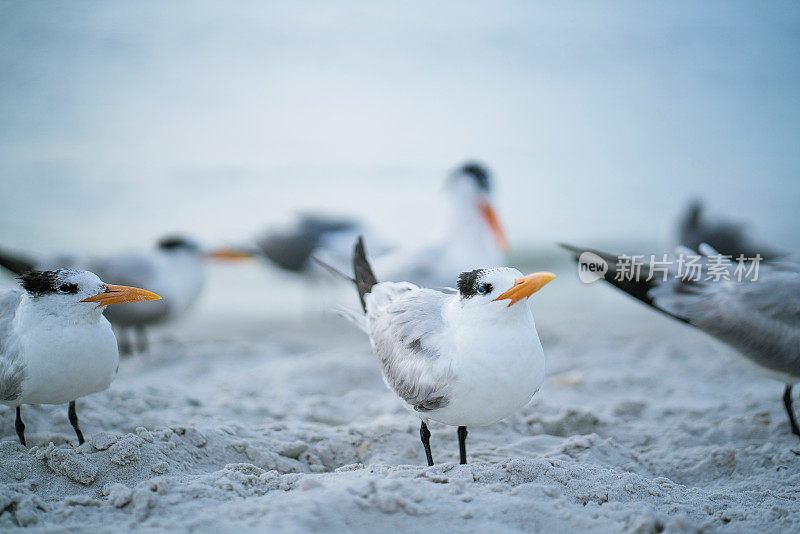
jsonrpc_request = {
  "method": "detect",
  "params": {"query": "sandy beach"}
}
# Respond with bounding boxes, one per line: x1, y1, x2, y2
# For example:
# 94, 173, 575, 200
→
2, 2, 799, 531
1, 263, 798, 532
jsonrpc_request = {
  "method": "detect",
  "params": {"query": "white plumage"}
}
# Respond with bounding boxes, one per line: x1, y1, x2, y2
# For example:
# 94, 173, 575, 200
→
363, 276, 546, 428
341, 238, 554, 465
0, 269, 160, 445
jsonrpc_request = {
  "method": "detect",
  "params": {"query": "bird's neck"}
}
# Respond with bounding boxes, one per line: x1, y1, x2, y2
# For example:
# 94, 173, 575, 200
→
17, 295, 104, 329
447, 298, 536, 330
445, 200, 495, 249
163, 250, 202, 266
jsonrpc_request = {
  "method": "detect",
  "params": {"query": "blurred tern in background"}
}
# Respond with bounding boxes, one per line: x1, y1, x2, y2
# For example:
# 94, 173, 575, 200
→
676, 199, 786, 260
248, 162, 509, 289
0, 236, 250, 353
375, 162, 509, 288
250, 214, 390, 277
327, 237, 553, 465
561, 243, 800, 439
1, 270, 160, 445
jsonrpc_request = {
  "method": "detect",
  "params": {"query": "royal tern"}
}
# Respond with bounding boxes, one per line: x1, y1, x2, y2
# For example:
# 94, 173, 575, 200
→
0, 235, 248, 353
375, 162, 509, 288
676, 199, 785, 260
248, 162, 508, 287
561, 243, 800, 438
331, 237, 553, 465
1, 269, 160, 445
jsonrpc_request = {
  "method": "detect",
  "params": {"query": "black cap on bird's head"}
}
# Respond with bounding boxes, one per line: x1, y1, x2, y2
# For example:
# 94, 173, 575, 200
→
457, 269, 490, 298
19, 270, 74, 296
451, 161, 491, 193
157, 235, 202, 253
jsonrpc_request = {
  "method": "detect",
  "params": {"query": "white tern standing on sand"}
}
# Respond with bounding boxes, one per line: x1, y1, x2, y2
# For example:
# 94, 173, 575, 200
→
0, 270, 161, 446
326, 237, 554, 465
0, 235, 248, 354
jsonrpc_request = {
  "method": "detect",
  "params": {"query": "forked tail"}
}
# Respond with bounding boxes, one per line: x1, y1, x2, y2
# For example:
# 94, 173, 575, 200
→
353, 236, 378, 312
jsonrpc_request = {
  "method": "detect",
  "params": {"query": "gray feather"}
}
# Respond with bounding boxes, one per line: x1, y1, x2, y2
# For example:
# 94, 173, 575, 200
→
257, 215, 361, 273
650, 258, 800, 380
0, 289, 26, 401
367, 284, 454, 412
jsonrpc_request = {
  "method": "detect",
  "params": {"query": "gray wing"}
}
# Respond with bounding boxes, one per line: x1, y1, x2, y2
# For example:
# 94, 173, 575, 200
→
367, 284, 455, 412
257, 215, 361, 272
0, 289, 25, 401
650, 259, 800, 380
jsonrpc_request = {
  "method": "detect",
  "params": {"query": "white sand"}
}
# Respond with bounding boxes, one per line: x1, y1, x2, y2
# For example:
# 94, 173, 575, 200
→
1, 269, 799, 532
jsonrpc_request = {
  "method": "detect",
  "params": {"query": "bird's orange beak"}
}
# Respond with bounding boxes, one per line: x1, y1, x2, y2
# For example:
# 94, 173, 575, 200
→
206, 248, 254, 261
81, 284, 162, 307
493, 272, 555, 307
479, 202, 510, 252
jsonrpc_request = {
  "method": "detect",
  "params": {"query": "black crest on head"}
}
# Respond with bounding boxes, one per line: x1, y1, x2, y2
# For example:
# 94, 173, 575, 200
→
458, 269, 484, 298
157, 235, 198, 252
458, 162, 491, 192
19, 270, 62, 296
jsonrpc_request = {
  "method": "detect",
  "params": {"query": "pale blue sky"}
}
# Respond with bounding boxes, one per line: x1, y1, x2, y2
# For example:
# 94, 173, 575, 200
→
1, 1, 798, 253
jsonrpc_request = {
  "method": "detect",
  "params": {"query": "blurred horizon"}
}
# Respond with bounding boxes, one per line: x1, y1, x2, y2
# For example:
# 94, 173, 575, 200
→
1, 1, 799, 257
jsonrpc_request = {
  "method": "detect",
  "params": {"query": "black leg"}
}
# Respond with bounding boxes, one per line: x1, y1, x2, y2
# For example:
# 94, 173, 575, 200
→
458, 426, 468, 464
419, 421, 434, 466
135, 325, 148, 353
15, 406, 26, 446
783, 384, 800, 438
118, 328, 133, 356
68, 401, 85, 445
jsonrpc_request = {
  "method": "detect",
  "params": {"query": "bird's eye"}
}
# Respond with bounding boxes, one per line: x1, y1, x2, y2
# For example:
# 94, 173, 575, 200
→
477, 284, 489, 295
59, 283, 78, 294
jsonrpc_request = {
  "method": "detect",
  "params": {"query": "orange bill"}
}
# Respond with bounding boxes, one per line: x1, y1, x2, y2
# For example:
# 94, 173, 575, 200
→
206, 248, 254, 260
81, 284, 162, 307
479, 202, 510, 252
493, 272, 555, 307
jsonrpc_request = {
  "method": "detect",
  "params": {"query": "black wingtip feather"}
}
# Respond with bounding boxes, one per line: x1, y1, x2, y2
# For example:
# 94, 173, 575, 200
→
353, 236, 378, 312
0, 249, 36, 276
560, 242, 689, 323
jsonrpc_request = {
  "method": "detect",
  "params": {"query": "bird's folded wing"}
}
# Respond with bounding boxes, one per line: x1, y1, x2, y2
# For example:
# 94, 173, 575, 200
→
257, 214, 361, 272
649, 260, 800, 376
0, 289, 25, 401
649, 260, 800, 327
367, 286, 455, 412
